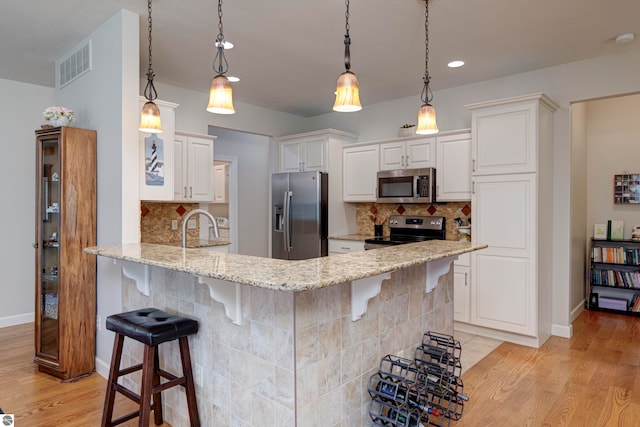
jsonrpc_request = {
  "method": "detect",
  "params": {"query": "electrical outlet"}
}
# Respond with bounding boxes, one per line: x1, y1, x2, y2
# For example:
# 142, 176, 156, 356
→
188, 219, 197, 229
96, 315, 101, 331
171, 219, 178, 230
195, 363, 203, 386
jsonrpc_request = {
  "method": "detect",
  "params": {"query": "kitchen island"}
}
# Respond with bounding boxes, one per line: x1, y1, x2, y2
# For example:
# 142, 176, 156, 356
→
86, 240, 486, 427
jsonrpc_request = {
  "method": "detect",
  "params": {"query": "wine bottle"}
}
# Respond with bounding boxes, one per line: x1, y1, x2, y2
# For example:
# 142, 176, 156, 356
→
375, 381, 441, 416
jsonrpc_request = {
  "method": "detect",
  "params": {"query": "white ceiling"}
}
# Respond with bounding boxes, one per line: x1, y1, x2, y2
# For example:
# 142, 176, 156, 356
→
3, 0, 640, 117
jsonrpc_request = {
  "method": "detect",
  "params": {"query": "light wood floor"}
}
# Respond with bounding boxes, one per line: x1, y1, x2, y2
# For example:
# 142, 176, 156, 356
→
457, 309, 640, 426
1, 310, 638, 426
0, 323, 170, 426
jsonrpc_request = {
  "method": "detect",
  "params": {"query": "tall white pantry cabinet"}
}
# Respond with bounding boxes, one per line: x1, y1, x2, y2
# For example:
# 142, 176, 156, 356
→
465, 93, 558, 347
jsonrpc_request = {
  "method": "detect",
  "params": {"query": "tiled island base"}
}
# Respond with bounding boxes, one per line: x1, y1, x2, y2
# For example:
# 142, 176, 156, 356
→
118, 263, 453, 427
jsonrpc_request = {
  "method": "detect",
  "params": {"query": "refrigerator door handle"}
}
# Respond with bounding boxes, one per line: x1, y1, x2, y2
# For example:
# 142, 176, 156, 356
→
283, 191, 292, 252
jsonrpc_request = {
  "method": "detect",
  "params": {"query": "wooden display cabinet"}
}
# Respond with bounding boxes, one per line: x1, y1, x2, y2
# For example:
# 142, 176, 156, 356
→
34, 126, 96, 380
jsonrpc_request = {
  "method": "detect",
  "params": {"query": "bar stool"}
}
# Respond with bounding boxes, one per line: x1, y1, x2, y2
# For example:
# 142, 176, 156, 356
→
101, 308, 200, 427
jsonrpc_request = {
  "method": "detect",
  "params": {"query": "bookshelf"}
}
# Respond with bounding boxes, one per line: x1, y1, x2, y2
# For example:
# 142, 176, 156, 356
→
588, 238, 640, 315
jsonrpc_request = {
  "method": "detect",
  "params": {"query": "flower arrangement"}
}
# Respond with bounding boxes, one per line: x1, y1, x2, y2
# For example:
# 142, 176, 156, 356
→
43, 106, 75, 125
399, 123, 416, 137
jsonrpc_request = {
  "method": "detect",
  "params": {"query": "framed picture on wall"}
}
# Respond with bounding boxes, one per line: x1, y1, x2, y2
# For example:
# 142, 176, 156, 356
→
614, 173, 640, 204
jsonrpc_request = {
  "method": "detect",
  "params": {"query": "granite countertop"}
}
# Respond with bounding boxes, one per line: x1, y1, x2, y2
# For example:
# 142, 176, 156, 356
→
329, 234, 374, 242
162, 238, 231, 248
85, 241, 486, 291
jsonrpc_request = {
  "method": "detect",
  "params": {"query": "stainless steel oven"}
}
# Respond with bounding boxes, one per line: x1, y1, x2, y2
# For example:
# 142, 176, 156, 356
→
364, 215, 446, 250
377, 168, 436, 204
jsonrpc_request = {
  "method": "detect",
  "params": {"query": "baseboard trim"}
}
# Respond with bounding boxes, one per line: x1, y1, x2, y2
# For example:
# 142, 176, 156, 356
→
571, 300, 585, 323
453, 322, 547, 348
95, 357, 110, 379
551, 323, 573, 338
0, 312, 34, 328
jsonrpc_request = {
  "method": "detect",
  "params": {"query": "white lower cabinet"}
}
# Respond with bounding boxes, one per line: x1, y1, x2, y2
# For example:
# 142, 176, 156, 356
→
471, 173, 536, 336
328, 239, 365, 256
453, 265, 470, 323
342, 144, 379, 202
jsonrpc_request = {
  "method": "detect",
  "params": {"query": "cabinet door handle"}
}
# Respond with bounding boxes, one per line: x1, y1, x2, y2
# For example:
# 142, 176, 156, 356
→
437, 185, 440, 196
33, 242, 38, 249
465, 272, 468, 286
341, 246, 350, 250
190, 186, 193, 198
472, 159, 475, 172
472, 181, 475, 194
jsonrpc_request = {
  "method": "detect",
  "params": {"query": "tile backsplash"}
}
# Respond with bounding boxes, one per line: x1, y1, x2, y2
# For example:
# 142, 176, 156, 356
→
355, 202, 471, 241
140, 202, 200, 244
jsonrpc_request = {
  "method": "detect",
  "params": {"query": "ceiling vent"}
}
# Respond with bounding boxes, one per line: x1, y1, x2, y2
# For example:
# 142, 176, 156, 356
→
57, 40, 92, 88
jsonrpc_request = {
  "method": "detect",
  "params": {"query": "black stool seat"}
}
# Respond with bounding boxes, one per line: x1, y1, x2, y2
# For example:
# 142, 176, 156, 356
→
101, 308, 200, 427
106, 308, 198, 346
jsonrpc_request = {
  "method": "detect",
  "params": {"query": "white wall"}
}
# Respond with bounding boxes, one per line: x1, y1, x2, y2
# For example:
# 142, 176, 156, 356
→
570, 101, 588, 320
586, 94, 640, 235
309, 48, 640, 333
56, 9, 140, 373
209, 128, 272, 257
152, 81, 311, 138
0, 79, 54, 327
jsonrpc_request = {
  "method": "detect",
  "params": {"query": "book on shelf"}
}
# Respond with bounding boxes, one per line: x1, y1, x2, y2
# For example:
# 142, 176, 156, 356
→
591, 246, 640, 265
610, 220, 625, 241
594, 223, 608, 240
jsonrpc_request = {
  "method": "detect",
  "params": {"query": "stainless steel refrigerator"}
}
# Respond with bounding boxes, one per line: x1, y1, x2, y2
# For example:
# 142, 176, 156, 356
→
272, 171, 328, 260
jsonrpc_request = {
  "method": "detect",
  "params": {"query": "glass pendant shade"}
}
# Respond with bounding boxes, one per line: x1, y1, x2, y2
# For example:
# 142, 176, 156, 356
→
139, 101, 163, 133
207, 74, 235, 114
333, 71, 362, 112
416, 103, 439, 135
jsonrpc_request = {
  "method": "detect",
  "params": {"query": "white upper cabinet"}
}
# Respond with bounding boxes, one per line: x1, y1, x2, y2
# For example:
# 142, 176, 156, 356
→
379, 137, 435, 170
212, 163, 228, 203
173, 132, 215, 202
436, 130, 472, 201
139, 98, 178, 201
343, 144, 379, 202
279, 136, 327, 172
468, 94, 557, 176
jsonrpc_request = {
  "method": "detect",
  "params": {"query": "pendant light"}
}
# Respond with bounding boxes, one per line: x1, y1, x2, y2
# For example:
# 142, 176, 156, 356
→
207, 0, 235, 114
416, 0, 439, 135
333, 0, 362, 112
139, 0, 163, 133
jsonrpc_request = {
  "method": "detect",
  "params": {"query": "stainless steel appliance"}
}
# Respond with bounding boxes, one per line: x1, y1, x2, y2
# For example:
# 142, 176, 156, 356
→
377, 167, 436, 204
272, 171, 328, 259
364, 215, 446, 250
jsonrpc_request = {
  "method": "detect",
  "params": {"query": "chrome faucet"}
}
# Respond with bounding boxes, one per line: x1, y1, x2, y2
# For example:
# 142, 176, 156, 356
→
181, 209, 219, 247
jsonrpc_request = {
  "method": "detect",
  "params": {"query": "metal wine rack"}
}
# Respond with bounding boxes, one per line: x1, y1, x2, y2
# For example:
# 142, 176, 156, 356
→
368, 331, 467, 427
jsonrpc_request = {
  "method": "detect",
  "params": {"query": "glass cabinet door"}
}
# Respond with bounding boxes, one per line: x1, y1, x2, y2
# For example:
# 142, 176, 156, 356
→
38, 134, 60, 359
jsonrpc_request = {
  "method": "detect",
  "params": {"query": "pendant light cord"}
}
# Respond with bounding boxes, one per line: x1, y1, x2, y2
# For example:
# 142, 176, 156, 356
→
343, 0, 351, 71
143, 0, 158, 102
213, 0, 229, 75
421, 0, 433, 105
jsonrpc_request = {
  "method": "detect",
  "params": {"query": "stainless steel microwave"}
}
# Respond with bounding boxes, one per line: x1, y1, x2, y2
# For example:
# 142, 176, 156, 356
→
377, 168, 436, 203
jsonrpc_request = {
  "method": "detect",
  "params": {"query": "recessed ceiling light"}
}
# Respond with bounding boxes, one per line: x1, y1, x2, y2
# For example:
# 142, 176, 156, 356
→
447, 60, 465, 68
227, 76, 240, 82
214, 40, 234, 49
614, 33, 635, 44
